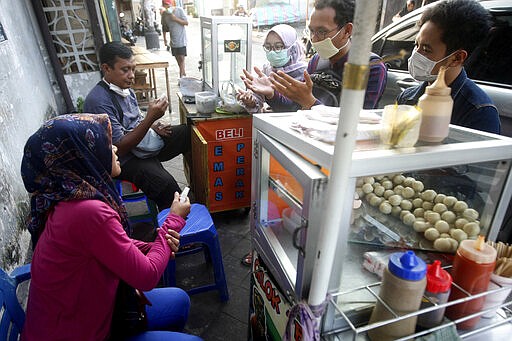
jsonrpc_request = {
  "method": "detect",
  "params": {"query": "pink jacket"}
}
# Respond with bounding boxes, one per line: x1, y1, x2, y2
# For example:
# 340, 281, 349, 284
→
21, 200, 185, 341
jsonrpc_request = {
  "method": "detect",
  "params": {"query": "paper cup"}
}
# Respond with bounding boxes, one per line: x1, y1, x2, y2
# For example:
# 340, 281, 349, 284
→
481, 272, 512, 318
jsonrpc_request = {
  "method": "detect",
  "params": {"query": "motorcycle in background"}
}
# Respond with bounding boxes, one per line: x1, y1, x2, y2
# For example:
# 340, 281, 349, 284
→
119, 12, 137, 45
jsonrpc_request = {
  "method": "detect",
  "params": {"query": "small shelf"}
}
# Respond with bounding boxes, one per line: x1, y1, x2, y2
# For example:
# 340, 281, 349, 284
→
323, 273, 512, 340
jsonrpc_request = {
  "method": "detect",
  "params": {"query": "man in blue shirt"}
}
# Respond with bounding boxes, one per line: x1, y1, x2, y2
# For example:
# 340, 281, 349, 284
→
397, 0, 500, 134
84, 42, 190, 210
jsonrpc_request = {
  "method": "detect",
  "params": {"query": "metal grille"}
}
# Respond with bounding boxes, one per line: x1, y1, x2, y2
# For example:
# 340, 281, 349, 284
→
42, 0, 99, 74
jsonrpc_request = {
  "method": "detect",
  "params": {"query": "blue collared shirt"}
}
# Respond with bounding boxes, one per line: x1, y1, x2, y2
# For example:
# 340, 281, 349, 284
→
396, 68, 501, 134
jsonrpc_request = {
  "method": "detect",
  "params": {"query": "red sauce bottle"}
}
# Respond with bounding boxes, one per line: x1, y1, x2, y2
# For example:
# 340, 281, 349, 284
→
445, 236, 496, 329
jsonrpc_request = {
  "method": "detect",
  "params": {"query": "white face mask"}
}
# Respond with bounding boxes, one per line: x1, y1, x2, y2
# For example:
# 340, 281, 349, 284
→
408, 47, 454, 82
104, 79, 130, 97
311, 29, 350, 59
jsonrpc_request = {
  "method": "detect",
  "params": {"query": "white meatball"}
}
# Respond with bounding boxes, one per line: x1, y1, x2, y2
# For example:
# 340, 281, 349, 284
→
435, 220, 450, 233
453, 201, 468, 212
426, 211, 441, 224
384, 189, 395, 199
402, 187, 416, 199
413, 220, 429, 233
450, 228, 468, 242
374, 175, 385, 181
356, 178, 364, 187
403, 177, 415, 187
434, 194, 447, 204
441, 211, 457, 224
421, 190, 437, 202
365, 193, 377, 202
424, 227, 440, 241
462, 208, 479, 221
356, 187, 364, 199
402, 212, 416, 226
412, 181, 424, 193
362, 183, 374, 194
394, 185, 404, 195
400, 199, 413, 211
363, 177, 375, 185
379, 201, 392, 214
373, 185, 385, 197
443, 196, 458, 208
422, 201, 434, 210
393, 174, 405, 185
413, 207, 425, 218
389, 194, 403, 206
412, 198, 423, 208
381, 180, 393, 190
433, 238, 453, 252
440, 233, 451, 239
433, 203, 448, 214
391, 206, 402, 217
369, 195, 383, 207
463, 222, 481, 237
455, 218, 469, 229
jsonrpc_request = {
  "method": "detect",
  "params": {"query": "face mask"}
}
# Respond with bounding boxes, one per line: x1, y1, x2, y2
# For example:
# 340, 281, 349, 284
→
408, 47, 454, 82
311, 29, 349, 59
104, 79, 130, 97
266, 49, 290, 68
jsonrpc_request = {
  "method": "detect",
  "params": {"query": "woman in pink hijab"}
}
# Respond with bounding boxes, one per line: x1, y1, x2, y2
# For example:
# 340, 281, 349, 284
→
238, 24, 307, 113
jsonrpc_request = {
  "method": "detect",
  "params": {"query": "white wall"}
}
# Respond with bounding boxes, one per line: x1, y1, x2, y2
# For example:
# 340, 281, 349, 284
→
0, 0, 63, 271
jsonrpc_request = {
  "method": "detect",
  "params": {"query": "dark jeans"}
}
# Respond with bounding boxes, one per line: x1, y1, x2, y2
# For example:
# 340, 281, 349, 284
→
118, 124, 190, 210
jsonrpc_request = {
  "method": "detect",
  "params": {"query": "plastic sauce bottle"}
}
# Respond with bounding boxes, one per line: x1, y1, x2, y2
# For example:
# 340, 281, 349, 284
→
368, 251, 427, 341
417, 66, 453, 143
417, 260, 452, 329
445, 235, 497, 329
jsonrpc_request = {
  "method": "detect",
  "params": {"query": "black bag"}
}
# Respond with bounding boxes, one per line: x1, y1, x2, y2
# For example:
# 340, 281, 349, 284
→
110, 281, 150, 339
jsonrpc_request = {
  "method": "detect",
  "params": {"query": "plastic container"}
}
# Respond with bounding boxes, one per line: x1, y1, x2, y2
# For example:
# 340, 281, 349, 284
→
380, 104, 422, 148
417, 66, 453, 143
445, 236, 497, 329
481, 272, 512, 318
368, 251, 427, 341
417, 260, 452, 329
195, 91, 218, 113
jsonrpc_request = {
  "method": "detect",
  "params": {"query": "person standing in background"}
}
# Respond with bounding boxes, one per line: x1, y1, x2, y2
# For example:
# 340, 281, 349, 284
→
163, 1, 188, 78
160, 0, 174, 51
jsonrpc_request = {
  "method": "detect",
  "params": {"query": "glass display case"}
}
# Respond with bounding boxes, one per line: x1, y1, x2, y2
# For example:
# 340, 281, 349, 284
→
200, 16, 252, 96
250, 112, 512, 339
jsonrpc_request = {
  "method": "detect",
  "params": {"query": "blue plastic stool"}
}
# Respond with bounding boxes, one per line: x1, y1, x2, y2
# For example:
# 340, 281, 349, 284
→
158, 204, 229, 301
115, 179, 159, 228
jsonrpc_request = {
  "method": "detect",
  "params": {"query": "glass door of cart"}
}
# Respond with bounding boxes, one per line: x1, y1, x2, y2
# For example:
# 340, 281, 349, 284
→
252, 131, 328, 302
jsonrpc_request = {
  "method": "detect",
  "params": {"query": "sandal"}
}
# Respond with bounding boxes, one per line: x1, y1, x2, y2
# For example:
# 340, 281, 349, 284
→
241, 252, 252, 267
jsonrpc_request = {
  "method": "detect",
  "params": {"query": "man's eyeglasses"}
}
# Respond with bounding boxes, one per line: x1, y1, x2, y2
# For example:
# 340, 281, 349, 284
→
305, 27, 339, 40
262, 44, 286, 52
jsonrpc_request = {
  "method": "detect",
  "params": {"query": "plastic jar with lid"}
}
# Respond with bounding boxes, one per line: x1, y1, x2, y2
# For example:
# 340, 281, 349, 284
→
417, 260, 452, 329
445, 236, 497, 329
368, 251, 427, 341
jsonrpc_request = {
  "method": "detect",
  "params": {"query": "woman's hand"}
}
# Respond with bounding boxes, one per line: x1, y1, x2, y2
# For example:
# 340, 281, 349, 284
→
165, 229, 180, 258
240, 67, 274, 99
170, 191, 190, 219
236, 89, 256, 108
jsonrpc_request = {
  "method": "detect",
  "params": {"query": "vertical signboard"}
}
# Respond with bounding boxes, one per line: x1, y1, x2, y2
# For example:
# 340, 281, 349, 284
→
195, 117, 252, 212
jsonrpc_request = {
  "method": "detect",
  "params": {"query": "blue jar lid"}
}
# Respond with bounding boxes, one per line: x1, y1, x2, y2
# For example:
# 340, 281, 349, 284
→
388, 251, 426, 281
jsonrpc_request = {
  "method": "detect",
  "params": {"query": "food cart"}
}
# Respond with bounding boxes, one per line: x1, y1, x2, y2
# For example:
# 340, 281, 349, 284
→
248, 112, 512, 340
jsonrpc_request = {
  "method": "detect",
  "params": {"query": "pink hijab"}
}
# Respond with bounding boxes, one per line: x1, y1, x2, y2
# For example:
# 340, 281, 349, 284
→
262, 24, 308, 80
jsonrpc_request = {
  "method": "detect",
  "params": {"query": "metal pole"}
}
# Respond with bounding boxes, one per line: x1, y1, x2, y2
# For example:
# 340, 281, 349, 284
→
308, 0, 380, 307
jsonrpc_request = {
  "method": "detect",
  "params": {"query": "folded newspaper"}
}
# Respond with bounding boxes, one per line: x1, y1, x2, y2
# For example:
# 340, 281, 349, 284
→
289, 105, 382, 144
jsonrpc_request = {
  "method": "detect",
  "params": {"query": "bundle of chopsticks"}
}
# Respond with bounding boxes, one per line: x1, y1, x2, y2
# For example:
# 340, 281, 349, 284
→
487, 241, 512, 277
